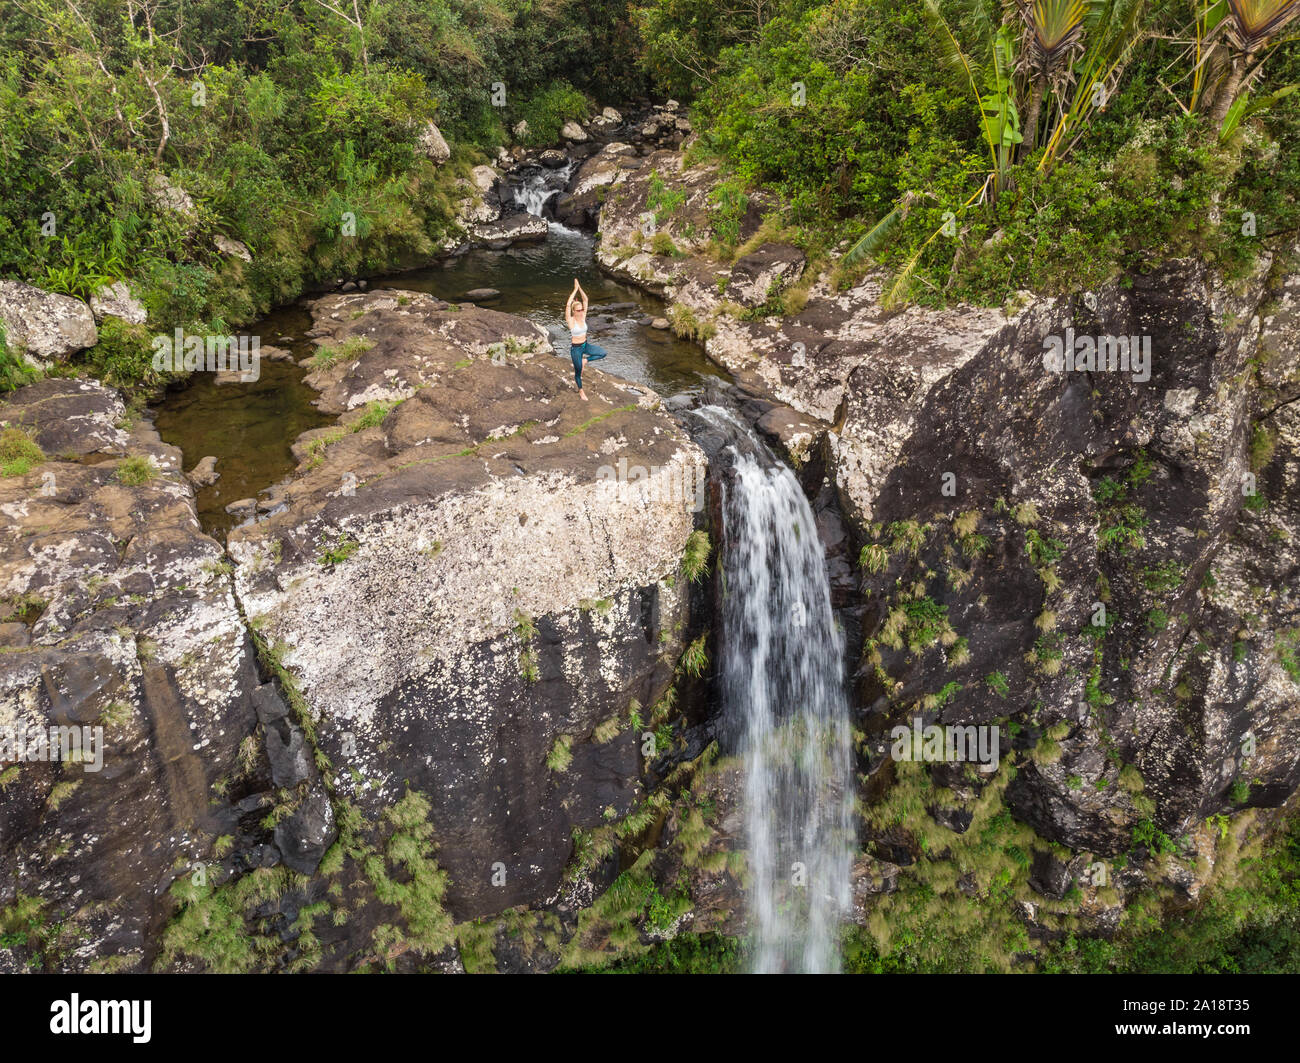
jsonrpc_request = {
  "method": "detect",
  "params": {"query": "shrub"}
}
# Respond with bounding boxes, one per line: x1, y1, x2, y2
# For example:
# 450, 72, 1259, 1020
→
114, 455, 156, 486
0, 427, 43, 477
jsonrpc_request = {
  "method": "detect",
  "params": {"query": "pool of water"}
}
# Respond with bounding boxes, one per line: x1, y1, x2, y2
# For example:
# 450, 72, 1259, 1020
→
381, 226, 726, 397
153, 229, 729, 539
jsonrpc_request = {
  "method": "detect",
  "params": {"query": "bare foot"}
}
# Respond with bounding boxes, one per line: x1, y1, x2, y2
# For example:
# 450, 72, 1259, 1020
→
579, 388, 588, 401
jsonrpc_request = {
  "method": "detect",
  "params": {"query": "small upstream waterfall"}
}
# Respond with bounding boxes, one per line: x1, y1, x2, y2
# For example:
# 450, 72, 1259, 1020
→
694, 406, 855, 973
511, 161, 575, 218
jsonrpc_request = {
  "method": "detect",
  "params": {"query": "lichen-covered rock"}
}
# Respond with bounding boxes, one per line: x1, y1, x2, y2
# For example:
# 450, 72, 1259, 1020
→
0, 395, 289, 971
229, 289, 706, 919
416, 121, 451, 164
148, 173, 196, 217
0, 281, 98, 367
470, 212, 548, 248
89, 281, 148, 325
0, 378, 128, 457
213, 234, 252, 262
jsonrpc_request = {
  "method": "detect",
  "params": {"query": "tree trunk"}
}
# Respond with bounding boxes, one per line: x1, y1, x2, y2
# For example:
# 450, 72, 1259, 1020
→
1021, 71, 1047, 159
1208, 57, 1245, 129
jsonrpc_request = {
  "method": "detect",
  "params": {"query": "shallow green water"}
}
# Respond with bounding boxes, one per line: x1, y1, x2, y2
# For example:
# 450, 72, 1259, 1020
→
382, 226, 726, 396
153, 230, 728, 539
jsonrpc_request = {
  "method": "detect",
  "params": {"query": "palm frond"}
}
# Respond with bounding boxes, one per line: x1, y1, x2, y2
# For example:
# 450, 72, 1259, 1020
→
843, 201, 908, 266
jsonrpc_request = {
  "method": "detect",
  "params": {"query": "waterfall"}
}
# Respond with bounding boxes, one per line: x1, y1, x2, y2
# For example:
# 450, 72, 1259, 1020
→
694, 406, 855, 973
511, 161, 575, 218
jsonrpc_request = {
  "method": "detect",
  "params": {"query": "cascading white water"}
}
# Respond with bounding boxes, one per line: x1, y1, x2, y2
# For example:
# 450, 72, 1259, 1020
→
512, 162, 575, 217
698, 406, 855, 973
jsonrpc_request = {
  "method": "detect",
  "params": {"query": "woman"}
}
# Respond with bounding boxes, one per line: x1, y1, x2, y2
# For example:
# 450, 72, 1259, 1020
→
565, 278, 607, 401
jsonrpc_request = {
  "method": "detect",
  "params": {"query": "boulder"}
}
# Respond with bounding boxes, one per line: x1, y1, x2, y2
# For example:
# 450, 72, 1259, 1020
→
560, 120, 589, 142
88, 281, 147, 326
148, 173, 195, 216
469, 164, 499, 195
469, 212, 548, 249
416, 121, 451, 164
186, 455, 219, 487
461, 288, 502, 302
0, 281, 98, 367
229, 287, 703, 919
214, 234, 252, 262
726, 243, 806, 309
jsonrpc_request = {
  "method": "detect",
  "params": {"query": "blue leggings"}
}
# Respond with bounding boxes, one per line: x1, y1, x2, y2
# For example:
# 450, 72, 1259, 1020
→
570, 341, 607, 387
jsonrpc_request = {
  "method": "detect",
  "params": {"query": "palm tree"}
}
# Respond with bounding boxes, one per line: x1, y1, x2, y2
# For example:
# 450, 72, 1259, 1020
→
1014, 1, 1091, 154
1205, 1, 1300, 127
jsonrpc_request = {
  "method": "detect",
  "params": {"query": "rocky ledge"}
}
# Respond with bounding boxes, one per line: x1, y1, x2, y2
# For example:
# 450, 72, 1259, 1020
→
228, 289, 706, 920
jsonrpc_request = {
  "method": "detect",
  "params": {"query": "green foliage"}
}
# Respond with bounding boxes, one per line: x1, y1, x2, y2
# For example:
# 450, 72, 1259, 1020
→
113, 455, 156, 486
647, 170, 687, 225
603, 932, 743, 973
707, 178, 749, 249
641, 0, 1293, 307
510, 82, 591, 146
317, 533, 360, 566
985, 670, 1009, 698
0, 323, 38, 392
681, 529, 711, 583
546, 734, 574, 773
312, 336, 375, 370
680, 633, 709, 677
0, 427, 43, 477
1024, 528, 1064, 567
1131, 818, 1177, 856
1278, 630, 1300, 685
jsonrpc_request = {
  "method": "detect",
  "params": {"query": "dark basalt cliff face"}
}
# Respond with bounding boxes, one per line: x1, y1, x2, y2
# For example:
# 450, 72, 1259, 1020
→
846, 259, 1300, 855
592, 141, 1300, 936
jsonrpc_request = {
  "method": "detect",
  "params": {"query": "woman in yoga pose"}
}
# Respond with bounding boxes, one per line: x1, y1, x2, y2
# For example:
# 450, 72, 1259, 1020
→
566, 278, 607, 401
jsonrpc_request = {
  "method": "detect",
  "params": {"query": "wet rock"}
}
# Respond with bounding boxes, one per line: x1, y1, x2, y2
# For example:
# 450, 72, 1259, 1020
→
225, 497, 257, 517
0, 280, 98, 367
1029, 851, 1074, 899
650, 317, 669, 329
539, 149, 567, 168
274, 791, 336, 874
186, 455, 219, 487
462, 288, 502, 302
264, 718, 313, 788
